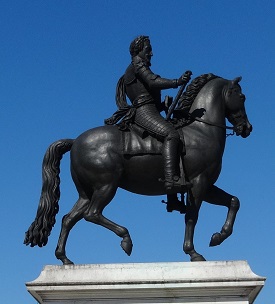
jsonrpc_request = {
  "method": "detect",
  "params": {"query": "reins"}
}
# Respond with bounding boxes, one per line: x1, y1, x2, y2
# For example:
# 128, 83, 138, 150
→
190, 115, 235, 137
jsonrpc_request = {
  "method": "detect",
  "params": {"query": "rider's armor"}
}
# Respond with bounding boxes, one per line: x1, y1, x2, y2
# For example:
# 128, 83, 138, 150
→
124, 56, 189, 192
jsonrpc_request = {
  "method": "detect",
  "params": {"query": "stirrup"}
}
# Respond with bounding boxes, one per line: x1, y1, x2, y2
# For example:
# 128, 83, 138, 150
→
165, 176, 192, 194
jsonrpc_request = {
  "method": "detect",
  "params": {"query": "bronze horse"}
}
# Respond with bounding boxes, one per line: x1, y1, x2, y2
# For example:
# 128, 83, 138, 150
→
24, 74, 252, 264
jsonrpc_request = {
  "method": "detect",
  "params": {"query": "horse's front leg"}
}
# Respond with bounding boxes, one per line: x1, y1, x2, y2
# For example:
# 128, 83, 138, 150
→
204, 185, 240, 247
183, 192, 206, 262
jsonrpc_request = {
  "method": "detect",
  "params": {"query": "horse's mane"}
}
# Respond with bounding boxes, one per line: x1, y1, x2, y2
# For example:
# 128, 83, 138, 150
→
176, 73, 219, 112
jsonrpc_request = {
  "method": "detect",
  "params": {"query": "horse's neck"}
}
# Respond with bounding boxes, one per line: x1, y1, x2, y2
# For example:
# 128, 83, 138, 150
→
191, 80, 226, 127
187, 79, 227, 156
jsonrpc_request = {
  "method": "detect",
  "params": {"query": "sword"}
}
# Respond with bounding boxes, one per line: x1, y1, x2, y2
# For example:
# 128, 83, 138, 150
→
166, 71, 192, 121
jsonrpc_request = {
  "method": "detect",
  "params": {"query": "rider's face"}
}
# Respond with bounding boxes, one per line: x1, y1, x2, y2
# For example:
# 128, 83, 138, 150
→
139, 41, 153, 63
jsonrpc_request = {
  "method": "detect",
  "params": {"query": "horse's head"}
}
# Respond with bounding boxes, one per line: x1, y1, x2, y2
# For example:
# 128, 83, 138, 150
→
224, 77, 252, 138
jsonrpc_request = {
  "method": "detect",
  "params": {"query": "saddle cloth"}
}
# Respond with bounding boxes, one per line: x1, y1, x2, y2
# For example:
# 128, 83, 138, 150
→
121, 126, 187, 188
122, 127, 163, 155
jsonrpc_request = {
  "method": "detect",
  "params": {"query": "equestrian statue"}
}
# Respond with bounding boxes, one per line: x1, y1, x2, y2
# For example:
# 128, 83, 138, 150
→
24, 36, 252, 264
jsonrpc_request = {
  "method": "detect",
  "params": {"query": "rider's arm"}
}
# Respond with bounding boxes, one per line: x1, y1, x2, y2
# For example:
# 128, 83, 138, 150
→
138, 66, 178, 89
133, 57, 179, 89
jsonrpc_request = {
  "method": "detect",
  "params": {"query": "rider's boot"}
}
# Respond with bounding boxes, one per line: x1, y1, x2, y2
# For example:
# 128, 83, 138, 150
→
163, 137, 192, 194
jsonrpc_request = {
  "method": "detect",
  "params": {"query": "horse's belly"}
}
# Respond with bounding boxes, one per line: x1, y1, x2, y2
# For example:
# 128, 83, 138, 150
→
119, 154, 166, 195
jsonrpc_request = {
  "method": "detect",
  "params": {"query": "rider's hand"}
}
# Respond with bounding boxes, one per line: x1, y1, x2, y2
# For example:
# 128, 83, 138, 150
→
178, 70, 192, 86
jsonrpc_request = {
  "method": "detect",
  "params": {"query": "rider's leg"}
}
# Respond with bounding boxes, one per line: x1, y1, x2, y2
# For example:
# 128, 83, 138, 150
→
135, 104, 191, 192
163, 131, 192, 192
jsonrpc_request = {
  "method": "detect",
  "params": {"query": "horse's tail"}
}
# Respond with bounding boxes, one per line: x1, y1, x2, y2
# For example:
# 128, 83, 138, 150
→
24, 139, 74, 247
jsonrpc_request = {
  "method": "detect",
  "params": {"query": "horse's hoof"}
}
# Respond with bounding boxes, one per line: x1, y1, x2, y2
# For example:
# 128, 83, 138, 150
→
209, 233, 222, 247
191, 254, 206, 262
56, 253, 74, 265
62, 258, 74, 265
121, 237, 133, 256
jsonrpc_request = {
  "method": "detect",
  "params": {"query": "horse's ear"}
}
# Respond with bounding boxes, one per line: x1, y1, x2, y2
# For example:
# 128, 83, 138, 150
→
232, 76, 242, 85
228, 76, 242, 94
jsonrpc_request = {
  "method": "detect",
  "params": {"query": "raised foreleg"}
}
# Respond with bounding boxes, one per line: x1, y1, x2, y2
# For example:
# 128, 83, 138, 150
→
203, 185, 240, 246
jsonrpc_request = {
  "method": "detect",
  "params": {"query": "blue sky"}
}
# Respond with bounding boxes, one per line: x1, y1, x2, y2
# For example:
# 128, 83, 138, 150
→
1, 1, 274, 303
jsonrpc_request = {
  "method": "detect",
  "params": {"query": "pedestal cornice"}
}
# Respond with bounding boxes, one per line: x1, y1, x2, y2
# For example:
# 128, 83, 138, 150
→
26, 260, 265, 304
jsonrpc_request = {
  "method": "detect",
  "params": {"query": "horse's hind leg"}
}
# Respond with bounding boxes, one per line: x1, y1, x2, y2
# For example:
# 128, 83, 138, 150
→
204, 185, 240, 247
55, 196, 89, 265
84, 184, 133, 256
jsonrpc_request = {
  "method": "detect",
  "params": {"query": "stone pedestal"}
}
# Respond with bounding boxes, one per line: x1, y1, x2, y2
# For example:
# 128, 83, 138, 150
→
26, 261, 265, 304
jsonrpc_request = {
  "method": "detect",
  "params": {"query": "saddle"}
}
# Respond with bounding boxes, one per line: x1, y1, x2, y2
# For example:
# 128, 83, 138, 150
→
121, 123, 186, 162
122, 124, 163, 155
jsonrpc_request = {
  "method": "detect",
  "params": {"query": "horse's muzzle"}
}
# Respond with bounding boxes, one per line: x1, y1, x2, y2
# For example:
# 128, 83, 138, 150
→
234, 121, 252, 138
